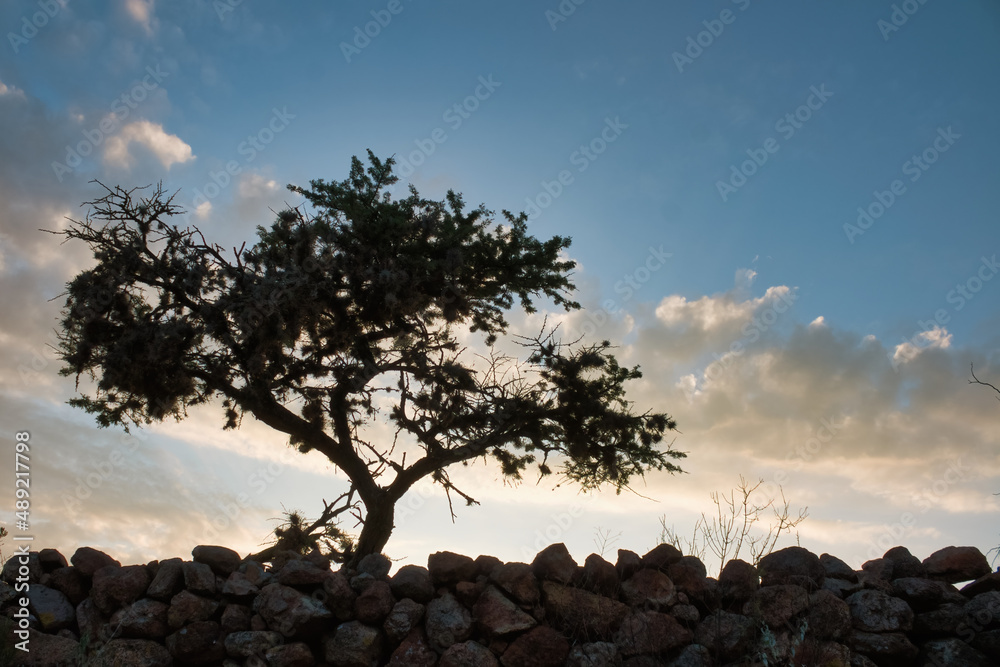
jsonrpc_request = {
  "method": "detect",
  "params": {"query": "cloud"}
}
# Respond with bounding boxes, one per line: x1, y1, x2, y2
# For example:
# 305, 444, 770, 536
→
103, 120, 194, 170
124, 0, 157, 34
0, 80, 25, 99
891, 325, 953, 367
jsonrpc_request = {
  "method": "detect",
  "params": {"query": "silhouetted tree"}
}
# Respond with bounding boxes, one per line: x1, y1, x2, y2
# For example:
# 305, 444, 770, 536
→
54, 151, 683, 564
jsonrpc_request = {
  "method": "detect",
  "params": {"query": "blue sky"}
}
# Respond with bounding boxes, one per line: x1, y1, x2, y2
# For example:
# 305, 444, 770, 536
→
1, 0, 999, 572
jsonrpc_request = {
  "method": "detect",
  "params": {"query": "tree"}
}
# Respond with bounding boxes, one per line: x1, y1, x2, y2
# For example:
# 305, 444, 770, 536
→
971, 364, 1000, 567
54, 151, 683, 565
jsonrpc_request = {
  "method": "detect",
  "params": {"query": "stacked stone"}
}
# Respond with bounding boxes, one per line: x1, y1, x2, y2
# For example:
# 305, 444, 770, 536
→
0, 541, 996, 666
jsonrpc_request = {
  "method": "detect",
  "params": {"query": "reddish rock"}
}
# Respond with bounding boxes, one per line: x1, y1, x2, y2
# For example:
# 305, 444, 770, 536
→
542, 581, 629, 639
667, 556, 709, 599
425, 592, 473, 651
501, 625, 570, 666
46, 567, 88, 606
383, 598, 425, 642
806, 589, 851, 640
578, 554, 619, 597
641, 543, 683, 571
91, 564, 151, 614
848, 630, 918, 665
167, 589, 219, 629
719, 559, 758, 603
71, 547, 121, 576
757, 546, 824, 589
387, 628, 437, 666
694, 610, 755, 663
27, 584, 75, 632
891, 577, 955, 612
10, 629, 79, 666
614, 610, 692, 656
192, 545, 242, 576
322, 571, 357, 620
254, 583, 333, 638
146, 558, 184, 601
476, 555, 503, 578
389, 565, 434, 603
473, 585, 537, 637
532, 543, 578, 584
819, 553, 857, 582
182, 561, 217, 596
490, 562, 540, 606
323, 620, 383, 665
846, 589, 913, 632
357, 553, 392, 580
923, 546, 991, 583
89, 638, 173, 667
455, 579, 486, 607
566, 641, 619, 666
882, 546, 925, 579
962, 572, 1000, 598
110, 598, 170, 638
165, 620, 226, 665
265, 642, 317, 667
744, 584, 810, 628
278, 559, 329, 587
913, 602, 966, 636
38, 548, 68, 573
440, 640, 500, 667
221, 603, 253, 633
3, 552, 41, 586
615, 549, 643, 579
920, 638, 993, 667
354, 580, 395, 625
76, 597, 107, 644
860, 558, 894, 582
428, 551, 479, 586
222, 570, 259, 602
223, 630, 284, 657
621, 568, 676, 608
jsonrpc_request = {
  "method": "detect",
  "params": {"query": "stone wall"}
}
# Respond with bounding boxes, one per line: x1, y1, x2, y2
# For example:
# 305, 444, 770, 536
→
1, 541, 998, 666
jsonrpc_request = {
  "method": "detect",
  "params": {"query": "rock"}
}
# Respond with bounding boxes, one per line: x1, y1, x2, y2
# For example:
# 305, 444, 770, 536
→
501, 625, 570, 666
532, 543, 578, 584
614, 610, 693, 656
221, 603, 253, 633
428, 551, 478, 586
387, 628, 437, 666
224, 630, 284, 657
490, 562, 540, 606
254, 583, 333, 638
91, 565, 151, 614
222, 571, 260, 602
861, 558, 894, 582
166, 620, 226, 665
542, 581, 629, 639
919, 638, 993, 667
641, 543, 684, 572
891, 577, 952, 612
110, 598, 170, 638
10, 629, 80, 666
425, 592, 472, 651
440, 640, 500, 667
820, 553, 857, 582
856, 569, 893, 594
475, 555, 503, 578
718, 559, 758, 603
146, 558, 184, 601
350, 572, 376, 593
672, 603, 700, 625
667, 643, 714, 667
744, 584, 810, 628
192, 545, 242, 576
89, 638, 173, 666
965, 591, 1000, 630
357, 553, 391, 580
389, 565, 434, 603
70, 547, 121, 576
757, 547, 824, 589
616, 549, 643, 579
323, 571, 357, 621
2, 552, 40, 587
383, 598, 425, 642
882, 546, 925, 579
806, 589, 851, 640
278, 560, 329, 587
27, 584, 75, 632
265, 642, 316, 667
76, 597, 106, 644
693, 610, 755, 663
354, 581, 395, 625
822, 577, 863, 598
243, 560, 272, 587
324, 620, 383, 666
183, 561, 217, 596
962, 572, 1000, 598
666, 557, 709, 600
473, 584, 537, 637
578, 554, 619, 597
848, 630, 918, 666
971, 629, 1000, 661
38, 549, 68, 573
46, 567, 88, 606
846, 589, 913, 632
168, 589, 219, 629
913, 602, 966, 636
565, 641, 619, 667
621, 568, 676, 608
923, 546, 991, 583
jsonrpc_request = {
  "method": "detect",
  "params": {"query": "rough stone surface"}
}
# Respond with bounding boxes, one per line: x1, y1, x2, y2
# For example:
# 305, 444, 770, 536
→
641, 543, 684, 571
389, 565, 434, 603
357, 553, 391, 580
920, 638, 993, 667
745, 584, 810, 628
616, 549, 643, 579
110, 598, 170, 639
428, 551, 478, 586
265, 642, 317, 667
353, 580, 395, 625
146, 557, 184, 601
90, 638, 173, 667
472, 584, 537, 637
223, 630, 284, 658
718, 558, 758, 603
440, 640, 501, 667
253, 583, 333, 638
183, 561, 218, 596
222, 571, 260, 602
192, 545, 242, 577
490, 562, 540, 606
323, 571, 357, 620
806, 589, 851, 640
848, 630, 918, 665
27, 584, 75, 632
91, 564, 151, 614
166, 620, 226, 665
425, 592, 473, 651
693, 610, 755, 664
846, 589, 914, 632
168, 589, 219, 629
542, 581, 629, 639
883, 546, 926, 579
621, 568, 676, 608
757, 546, 825, 588
501, 625, 570, 667
383, 597, 425, 642
387, 628, 436, 667
278, 559, 329, 587
923, 545, 991, 583
324, 620, 382, 666
578, 553, 619, 597
38, 549, 68, 573
46, 567, 88, 606
532, 543, 578, 584
820, 553, 857, 582
71, 547, 121, 576
614, 610, 693, 656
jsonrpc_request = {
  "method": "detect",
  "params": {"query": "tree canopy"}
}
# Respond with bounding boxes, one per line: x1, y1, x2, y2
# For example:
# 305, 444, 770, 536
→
55, 151, 683, 563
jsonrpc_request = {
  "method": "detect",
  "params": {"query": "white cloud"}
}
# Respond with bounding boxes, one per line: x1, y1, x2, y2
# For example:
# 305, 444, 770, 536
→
194, 201, 212, 219
124, 0, 156, 34
103, 120, 194, 170
891, 325, 952, 367
0, 80, 25, 99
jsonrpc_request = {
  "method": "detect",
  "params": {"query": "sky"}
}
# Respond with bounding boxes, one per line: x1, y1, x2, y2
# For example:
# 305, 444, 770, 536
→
1, 0, 999, 575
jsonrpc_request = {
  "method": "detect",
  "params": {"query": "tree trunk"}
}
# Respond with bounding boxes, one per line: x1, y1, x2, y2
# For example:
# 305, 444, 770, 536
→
351, 497, 395, 566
